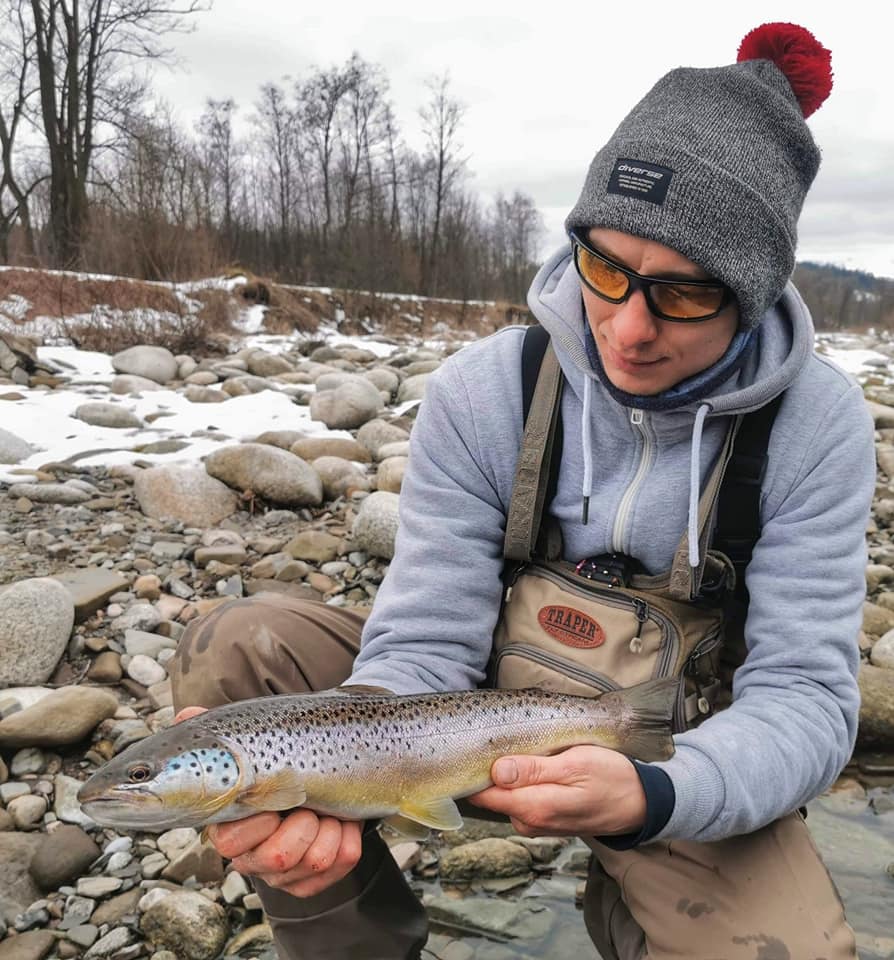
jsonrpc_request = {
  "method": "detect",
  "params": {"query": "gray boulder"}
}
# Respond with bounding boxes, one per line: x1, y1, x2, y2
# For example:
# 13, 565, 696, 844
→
111, 345, 178, 384
140, 890, 229, 960
0, 427, 34, 464
74, 402, 143, 429
0, 578, 75, 685
310, 379, 384, 430
205, 443, 322, 507
351, 491, 400, 560
134, 465, 239, 527
29, 825, 100, 892
0, 686, 118, 748
440, 838, 533, 881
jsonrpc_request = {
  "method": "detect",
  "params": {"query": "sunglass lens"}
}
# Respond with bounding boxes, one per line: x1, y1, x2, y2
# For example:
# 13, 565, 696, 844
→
651, 284, 726, 320
577, 248, 628, 300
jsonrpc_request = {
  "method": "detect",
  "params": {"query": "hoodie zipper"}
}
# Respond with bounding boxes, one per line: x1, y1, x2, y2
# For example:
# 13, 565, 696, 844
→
611, 409, 654, 552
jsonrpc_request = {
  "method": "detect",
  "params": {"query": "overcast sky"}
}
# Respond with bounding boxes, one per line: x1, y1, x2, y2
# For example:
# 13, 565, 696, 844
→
153, 2, 894, 279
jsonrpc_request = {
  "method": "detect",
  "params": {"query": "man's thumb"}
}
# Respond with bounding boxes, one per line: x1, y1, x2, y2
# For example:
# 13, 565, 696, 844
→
492, 755, 547, 787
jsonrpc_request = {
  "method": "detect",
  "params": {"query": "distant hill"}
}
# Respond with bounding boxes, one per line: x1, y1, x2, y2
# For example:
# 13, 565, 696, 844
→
793, 261, 894, 332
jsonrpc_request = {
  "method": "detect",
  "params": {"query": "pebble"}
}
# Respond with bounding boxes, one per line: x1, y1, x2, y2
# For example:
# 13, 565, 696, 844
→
76, 877, 124, 898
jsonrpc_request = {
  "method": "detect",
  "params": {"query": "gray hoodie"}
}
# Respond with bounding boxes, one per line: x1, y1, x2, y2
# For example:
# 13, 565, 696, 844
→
349, 247, 875, 843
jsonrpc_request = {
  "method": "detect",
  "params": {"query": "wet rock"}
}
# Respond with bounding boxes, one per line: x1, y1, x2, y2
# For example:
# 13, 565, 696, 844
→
134, 465, 239, 527
290, 436, 371, 463
440, 838, 533, 881
73, 403, 142, 429
51, 569, 130, 623
857, 664, 894, 748
351, 491, 400, 560
357, 419, 411, 459
310, 379, 384, 429
6, 483, 90, 505
205, 443, 322, 507
0, 427, 34, 464
0, 578, 75, 686
111, 346, 178, 384
0, 687, 118, 749
140, 890, 228, 960
424, 895, 553, 941
29, 826, 100, 892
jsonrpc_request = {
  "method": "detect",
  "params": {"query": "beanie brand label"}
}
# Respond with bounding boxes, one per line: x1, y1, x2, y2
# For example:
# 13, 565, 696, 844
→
607, 158, 673, 205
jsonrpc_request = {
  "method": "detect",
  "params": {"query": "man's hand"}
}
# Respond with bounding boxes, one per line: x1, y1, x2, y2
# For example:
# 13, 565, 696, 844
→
467, 744, 647, 838
172, 707, 363, 898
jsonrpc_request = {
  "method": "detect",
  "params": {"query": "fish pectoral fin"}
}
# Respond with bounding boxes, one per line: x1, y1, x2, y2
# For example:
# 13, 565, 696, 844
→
235, 769, 307, 812
383, 814, 431, 841
397, 796, 463, 832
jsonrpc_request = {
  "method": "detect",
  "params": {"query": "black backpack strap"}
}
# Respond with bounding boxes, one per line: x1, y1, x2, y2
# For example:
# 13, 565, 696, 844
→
712, 393, 784, 601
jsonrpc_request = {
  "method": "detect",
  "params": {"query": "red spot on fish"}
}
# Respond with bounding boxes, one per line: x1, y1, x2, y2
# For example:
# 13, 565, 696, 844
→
538, 605, 605, 649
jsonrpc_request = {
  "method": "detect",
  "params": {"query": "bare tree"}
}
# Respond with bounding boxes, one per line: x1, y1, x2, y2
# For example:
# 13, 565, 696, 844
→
419, 72, 465, 296
8, 0, 208, 267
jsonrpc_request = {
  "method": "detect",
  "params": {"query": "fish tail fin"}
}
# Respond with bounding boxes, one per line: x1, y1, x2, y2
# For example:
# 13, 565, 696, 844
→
605, 677, 678, 762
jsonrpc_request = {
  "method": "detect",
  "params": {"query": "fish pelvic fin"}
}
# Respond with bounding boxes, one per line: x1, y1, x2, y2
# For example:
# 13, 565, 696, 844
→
397, 796, 463, 833
235, 768, 307, 812
603, 677, 678, 762
383, 814, 432, 841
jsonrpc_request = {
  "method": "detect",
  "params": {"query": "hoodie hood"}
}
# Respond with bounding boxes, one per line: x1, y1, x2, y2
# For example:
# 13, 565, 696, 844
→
526, 244, 816, 568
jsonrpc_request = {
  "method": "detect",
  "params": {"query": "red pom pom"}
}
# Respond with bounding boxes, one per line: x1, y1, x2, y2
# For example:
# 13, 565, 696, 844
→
737, 22, 832, 118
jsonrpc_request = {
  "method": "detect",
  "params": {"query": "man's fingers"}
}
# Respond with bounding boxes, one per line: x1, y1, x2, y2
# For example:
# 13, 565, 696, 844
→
259, 819, 363, 895
173, 706, 207, 724
208, 812, 284, 860
231, 809, 320, 875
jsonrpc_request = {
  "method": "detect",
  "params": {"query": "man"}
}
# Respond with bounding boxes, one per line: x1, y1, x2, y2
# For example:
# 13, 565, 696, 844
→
171, 22, 876, 960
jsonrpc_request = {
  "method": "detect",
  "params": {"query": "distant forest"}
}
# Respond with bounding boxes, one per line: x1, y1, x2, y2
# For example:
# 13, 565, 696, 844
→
794, 263, 894, 333
0, 2, 889, 328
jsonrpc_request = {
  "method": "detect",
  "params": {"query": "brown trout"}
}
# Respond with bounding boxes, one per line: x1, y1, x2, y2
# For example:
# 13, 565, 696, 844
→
77, 678, 677, 837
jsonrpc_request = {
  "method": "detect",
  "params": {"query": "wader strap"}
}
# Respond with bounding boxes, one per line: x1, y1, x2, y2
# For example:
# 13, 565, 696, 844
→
504, 334, 564, 562
668, 416, 743, 602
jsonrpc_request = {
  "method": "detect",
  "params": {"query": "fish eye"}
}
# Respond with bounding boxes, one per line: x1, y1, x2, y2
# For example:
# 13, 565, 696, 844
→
127, 763, 153, 783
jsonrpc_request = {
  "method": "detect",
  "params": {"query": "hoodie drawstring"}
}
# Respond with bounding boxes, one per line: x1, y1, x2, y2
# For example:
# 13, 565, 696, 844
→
581, 376, 593, 524
688, 403, 711, 568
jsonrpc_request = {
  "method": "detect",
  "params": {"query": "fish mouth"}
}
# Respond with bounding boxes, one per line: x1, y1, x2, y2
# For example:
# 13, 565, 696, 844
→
79, 794, 200, 832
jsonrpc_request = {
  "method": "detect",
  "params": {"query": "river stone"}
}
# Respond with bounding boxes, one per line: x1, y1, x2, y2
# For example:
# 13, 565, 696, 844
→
109, 374, 163, 395
245, 351, 294, 377
351, 491, 400, 560
183, 385, 227, 403
160, 836, 224, 883
396, 372, 430, 403
290, 436, 371, 463
51, 569, 129, 623
0, 687, 118, 748
83, 926, 134, 958
377, 440, 411, 460
0, 427, 33, 464
309, 379, 384, 430
440, 838, 533, 881
364, 368, 400, 395
0, 833, 43, 925
126, 654, 166, 687
376, 456, 407, 494
111, 346, 178, 384
284, 530, 342, 564
29, 825, 100, 892
253, 429, 307, 450
205, 444, 322, 507
0, 578, 75, 685
871, 631, 894, 669
6, 483, 89, 505
140, 890, 228, 960
424, 895, 554, 941
878, 445, 894, 480
8, 795, 46, 830
53, 775, 96, 828
133, 465, 239, 527
863, 601, 894, 638
356, 419, 410, 459
88, 888, 141, 928
0, 929, 55, 960
857, 664, 894, 748
186, 370, 218, 386
868, 401, 894, 429
311, 456, 372, 500
73, 402, 142, 429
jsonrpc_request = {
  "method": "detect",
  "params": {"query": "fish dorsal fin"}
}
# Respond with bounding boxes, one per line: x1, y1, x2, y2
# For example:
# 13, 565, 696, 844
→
383, 814, 432, 841
397, 796, 463, 832
236, 769, 307, 812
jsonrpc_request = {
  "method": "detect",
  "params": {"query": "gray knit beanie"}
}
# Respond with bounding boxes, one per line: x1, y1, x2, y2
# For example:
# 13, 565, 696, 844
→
565, 23, 833, 330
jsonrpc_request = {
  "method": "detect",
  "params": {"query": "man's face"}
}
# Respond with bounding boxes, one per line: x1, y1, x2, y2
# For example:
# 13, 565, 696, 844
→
581, 228, 739, 396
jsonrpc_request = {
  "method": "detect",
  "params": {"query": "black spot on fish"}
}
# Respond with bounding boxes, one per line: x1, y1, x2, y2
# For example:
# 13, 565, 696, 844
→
222, 777, 229, 785
172, 763, 181, 770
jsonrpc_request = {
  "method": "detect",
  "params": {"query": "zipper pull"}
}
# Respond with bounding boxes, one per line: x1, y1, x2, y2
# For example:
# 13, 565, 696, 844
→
630, 408, 644, 425
629, 598, 648, 653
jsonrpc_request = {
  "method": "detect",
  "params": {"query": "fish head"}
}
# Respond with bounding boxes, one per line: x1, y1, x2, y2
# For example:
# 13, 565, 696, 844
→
77, 719, 253, 832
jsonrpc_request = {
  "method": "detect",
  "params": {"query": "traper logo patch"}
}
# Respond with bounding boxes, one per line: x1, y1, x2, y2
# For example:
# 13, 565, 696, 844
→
607, 158, 673, 205
538, 605, 606, 649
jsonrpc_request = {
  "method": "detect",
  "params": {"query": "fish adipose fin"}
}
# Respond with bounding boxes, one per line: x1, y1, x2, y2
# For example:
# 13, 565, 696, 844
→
236, 769, 307, 811
604, 677, 679, 762
397, 796, 464, 832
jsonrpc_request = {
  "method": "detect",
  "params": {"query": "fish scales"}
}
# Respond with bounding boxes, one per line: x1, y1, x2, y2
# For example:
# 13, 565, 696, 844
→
77, 679, 678, 835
